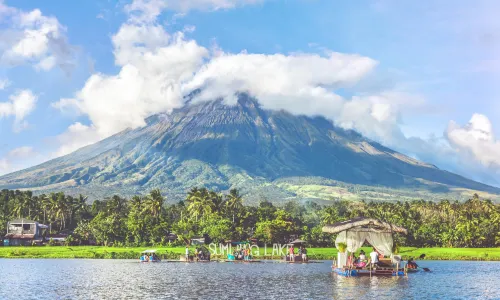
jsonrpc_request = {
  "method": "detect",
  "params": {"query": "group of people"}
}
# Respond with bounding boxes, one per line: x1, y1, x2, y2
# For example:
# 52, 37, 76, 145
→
288, 245, 308, 262
195, 247, 211, 261
184, 246, 211, 261
348, 248, 383, 268
348, 248, 420, 270
140, 253, 160, 262
233, 248, 252, 261
407, 257, 419, 269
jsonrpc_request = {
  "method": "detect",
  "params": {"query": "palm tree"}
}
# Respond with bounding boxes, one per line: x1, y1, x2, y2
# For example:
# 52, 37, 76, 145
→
144, 189, 164, 218
225, 189, 243, 223
209, 191, 224, 212
52, 192, 68, 231
186, 188, 213, 222
39, 194, 50, 224
69, 194, 88, 227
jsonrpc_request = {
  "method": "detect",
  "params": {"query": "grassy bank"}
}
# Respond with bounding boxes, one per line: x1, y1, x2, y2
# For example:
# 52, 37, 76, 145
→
0, 246, 499, 261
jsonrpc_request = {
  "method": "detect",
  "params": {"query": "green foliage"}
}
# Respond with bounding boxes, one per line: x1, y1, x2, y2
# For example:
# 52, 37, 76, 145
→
337, 243, 347, 253
0, 189, 498, 249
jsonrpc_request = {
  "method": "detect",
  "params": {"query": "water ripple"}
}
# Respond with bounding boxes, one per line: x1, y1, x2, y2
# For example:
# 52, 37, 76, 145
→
0, 259, 498, 300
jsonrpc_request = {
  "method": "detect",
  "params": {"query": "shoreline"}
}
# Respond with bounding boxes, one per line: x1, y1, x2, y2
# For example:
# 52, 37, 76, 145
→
1, 246, 498, 261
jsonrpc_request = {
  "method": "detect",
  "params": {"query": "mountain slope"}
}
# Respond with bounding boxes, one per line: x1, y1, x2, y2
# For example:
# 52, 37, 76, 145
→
1, 95, 499, 202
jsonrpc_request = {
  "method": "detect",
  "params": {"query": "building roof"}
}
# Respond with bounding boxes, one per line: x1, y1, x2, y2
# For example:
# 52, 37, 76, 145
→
322, 217, 408, 234
9, 218, 37, 224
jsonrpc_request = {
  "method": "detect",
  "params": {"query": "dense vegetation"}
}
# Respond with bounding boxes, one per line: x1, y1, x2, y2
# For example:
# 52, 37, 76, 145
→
1, 188, 498, 248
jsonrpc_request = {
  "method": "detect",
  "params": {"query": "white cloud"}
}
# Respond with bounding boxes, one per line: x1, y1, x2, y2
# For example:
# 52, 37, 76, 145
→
446, 114, 500, 169
53, 122, 102, 157
125, 0, 167, 23
54, 25, 207, 140
7, 146, 35, 158
183, 25, 196, 33
0, 78, 10, 90
35, 55, 56, 71
0, 158, 10, 175
125, 0, 265, 20
185, 51, 377, 113
0, 2, 74, 72
0, 89, 37, 132
0, 146, 37, 175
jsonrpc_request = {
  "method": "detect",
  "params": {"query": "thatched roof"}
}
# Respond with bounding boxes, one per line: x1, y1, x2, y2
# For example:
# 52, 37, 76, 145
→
322, 217, 407, 235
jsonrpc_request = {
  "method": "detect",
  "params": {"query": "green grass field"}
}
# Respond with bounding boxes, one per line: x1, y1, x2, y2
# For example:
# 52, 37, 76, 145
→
0, 246, 498, 260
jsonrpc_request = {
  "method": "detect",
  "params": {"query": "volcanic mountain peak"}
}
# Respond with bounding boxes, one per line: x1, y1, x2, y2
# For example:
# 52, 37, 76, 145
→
1, 94, 499, 203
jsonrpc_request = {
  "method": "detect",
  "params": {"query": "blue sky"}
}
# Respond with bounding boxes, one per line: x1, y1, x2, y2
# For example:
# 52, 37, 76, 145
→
0, 0, 499, 186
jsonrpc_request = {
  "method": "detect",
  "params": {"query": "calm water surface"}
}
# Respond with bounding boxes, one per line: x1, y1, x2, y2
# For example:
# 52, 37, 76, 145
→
0, 260, 498, 299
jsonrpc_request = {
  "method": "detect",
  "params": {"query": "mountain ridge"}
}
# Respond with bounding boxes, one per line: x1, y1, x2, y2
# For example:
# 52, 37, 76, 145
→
1, 94, 499, 203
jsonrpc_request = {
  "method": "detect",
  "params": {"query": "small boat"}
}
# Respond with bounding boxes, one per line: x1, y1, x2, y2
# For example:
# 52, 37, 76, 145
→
140, 249, 161, 262
226, 253, 260, 263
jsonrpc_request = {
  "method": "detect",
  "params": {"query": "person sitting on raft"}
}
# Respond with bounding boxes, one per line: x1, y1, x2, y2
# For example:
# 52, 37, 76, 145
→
359, 250, 366, 261
354, 250, 367, 267
347, 253, 356, 267
407, 257, 419, 269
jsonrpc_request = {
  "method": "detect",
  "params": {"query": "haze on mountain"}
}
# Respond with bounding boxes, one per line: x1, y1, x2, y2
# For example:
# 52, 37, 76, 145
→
0, 93, 498, 203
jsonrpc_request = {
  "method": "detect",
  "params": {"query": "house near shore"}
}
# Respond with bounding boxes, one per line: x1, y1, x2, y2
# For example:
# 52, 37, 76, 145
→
3, 219, 48, 246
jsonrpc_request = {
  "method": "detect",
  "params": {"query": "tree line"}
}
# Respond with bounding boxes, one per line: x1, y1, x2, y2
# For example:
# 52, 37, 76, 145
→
0, 188, 498, 248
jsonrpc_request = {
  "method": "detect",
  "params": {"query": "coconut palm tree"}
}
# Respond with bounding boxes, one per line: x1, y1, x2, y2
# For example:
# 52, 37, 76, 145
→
186, 188, 213, 222
144, 189, 164, 218
225, 189, 243, 223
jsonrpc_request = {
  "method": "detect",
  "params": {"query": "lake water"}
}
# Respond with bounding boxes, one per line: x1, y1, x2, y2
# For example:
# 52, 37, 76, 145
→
0, 260, 498, 299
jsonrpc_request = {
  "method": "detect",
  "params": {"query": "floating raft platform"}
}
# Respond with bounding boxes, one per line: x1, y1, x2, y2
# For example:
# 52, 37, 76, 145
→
223, 260, 262, 263
334, 267, 405, 277
285, 261, 322, 264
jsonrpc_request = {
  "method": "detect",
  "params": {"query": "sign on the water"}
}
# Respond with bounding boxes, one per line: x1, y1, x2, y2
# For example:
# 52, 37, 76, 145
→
208, 243, 292, 256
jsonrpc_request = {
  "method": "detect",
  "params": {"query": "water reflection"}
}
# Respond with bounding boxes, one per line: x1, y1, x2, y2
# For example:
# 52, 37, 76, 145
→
331, 274, 411, 300
0, 260, 498, 300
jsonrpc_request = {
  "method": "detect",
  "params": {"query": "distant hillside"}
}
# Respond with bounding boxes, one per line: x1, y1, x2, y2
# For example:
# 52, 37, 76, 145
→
1, 94, 499, 203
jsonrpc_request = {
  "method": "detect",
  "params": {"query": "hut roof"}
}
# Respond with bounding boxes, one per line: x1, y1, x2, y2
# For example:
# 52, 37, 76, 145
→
141, 249, 157, 253
322, 217, 407, 235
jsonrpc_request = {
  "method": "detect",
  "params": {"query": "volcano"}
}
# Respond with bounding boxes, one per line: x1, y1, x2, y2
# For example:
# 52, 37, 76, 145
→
1, 94, 498, 202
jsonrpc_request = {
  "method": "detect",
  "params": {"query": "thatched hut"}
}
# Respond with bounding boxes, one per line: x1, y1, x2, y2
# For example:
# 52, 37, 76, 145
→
322, 217, 407, 270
